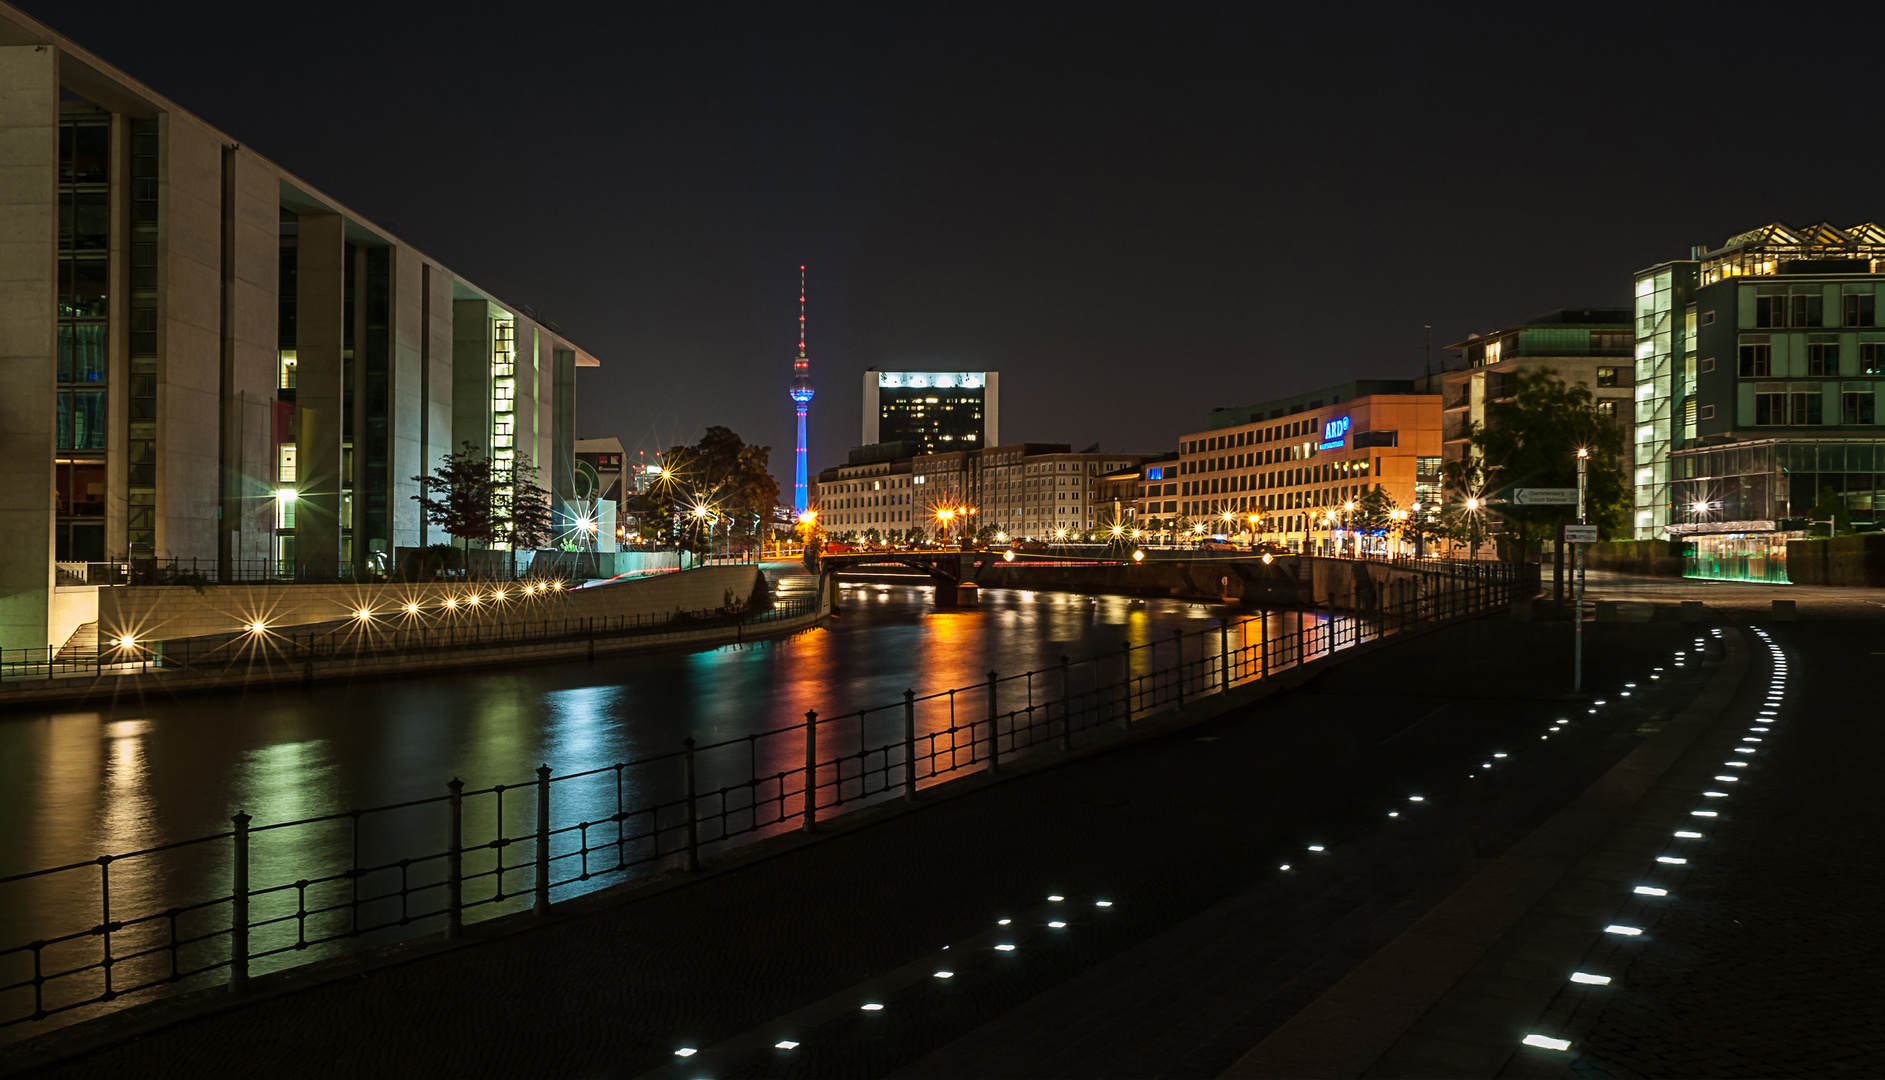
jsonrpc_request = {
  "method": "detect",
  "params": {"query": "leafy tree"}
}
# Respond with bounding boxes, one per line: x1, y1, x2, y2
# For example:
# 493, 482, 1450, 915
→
1446, 368, 1627, 561
501, 460, 555, 578
652, 427, 784, 555
1350, 486, 1397, 541
1804, 486, 1852, 537
412, 442, 500, 575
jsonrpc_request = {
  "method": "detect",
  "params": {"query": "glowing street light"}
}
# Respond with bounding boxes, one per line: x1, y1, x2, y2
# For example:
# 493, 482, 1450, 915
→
1132, 549, 1145, 562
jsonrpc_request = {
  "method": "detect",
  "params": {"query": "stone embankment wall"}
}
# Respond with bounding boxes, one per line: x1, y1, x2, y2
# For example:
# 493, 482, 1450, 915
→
99, 565, 768, 643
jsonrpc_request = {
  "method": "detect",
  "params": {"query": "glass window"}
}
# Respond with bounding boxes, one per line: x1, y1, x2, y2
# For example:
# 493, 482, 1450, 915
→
1843, 392, 1876, 425
56, 324, 107, 383
1808, 342, 1839, 376
1844, 293, 1876, 327
1739, 344, 1771, 377
1596, 366, 1619, 388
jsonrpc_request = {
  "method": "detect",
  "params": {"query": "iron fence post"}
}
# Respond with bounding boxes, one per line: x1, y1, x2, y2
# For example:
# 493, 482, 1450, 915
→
446, 778, 464, 939
533, 765, 551, 915
903, 689, 918, 801
802, 710, 818, 833
230, 811, 250, 992
1121, 640, 1133, 728
1058, 654, 1071, 750
1220, 620, 1230, 692
986, 670, 1001, 775
1260, 613, 1269, 680
1174, 629, 1185, 710
682, 739, 700, 870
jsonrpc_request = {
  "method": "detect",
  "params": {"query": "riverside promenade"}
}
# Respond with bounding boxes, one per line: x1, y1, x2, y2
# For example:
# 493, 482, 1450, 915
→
6, 594, 1881, 1078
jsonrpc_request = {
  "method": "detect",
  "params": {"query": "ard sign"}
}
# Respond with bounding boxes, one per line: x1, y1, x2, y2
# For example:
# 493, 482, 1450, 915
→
1318, 415, 1350, 451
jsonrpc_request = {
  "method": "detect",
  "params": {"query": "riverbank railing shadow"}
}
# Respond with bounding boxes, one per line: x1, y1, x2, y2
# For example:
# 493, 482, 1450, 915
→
0, 559, 1518, 1039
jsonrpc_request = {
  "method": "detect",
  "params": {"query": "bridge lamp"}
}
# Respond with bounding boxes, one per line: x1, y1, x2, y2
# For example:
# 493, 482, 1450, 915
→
1055, 528, 1066, 539
406, 602, 422, 613
355, 608, 373, 621
115, 634, 136, 648
1003, 550, 1015, 562
444, 597, 458, 609
1132, 549, 1145, 563
247, 620, 267, 633
1262, 553, 1274, 565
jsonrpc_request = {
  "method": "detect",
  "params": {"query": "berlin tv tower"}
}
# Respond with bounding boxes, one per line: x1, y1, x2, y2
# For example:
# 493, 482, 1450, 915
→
788, 266, 814, 515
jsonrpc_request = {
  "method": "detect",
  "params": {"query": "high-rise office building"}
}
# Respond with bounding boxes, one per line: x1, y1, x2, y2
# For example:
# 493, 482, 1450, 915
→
1637, 221, 1885, 579
860, 369, 998, 455
2, 4, 600, 653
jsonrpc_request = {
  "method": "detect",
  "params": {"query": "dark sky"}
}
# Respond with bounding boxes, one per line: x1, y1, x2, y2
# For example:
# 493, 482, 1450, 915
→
34, 1, 1885, 487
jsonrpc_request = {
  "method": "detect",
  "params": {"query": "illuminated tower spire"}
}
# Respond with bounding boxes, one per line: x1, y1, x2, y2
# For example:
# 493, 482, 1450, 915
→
788, 265, 815, 514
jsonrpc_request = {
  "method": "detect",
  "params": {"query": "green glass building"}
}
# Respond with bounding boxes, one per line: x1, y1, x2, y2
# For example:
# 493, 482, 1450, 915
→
1633, 222, 1885, 580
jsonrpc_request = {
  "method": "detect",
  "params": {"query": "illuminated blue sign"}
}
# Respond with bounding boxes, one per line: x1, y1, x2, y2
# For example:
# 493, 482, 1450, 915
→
1318, 415, 1350, 451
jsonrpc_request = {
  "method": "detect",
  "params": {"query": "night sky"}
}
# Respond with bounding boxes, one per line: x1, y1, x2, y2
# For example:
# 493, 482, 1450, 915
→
31, 1, 1885, 489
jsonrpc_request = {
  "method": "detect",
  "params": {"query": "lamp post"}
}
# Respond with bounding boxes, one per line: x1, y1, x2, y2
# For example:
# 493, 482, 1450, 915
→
1342, 500, 1356, 558
1464, 496, 1482, 562
1574, 448, 1588, 693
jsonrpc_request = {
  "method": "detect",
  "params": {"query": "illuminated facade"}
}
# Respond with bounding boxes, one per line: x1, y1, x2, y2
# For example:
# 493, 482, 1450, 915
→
1176, 382, 1441, 552
1442, 309, 1636, 489
1, 6, 600, 653
1641, 222, 1885, 576
789, 267, 813, 514
861, 369, 999, 455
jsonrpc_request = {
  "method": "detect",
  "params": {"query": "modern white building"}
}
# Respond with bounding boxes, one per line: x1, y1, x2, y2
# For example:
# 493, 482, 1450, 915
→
0, 3, 601, 652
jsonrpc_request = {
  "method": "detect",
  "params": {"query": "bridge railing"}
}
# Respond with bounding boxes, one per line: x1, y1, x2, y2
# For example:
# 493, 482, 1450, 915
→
0, 562, 1522, 1038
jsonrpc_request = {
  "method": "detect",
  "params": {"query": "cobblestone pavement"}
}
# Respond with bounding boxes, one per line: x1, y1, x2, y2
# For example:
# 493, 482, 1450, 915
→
7, 618, 1716, 1080
1500, 621, 1885, 1078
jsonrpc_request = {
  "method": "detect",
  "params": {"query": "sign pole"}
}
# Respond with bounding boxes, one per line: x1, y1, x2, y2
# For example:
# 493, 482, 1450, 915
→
1573, 451, 1587, 693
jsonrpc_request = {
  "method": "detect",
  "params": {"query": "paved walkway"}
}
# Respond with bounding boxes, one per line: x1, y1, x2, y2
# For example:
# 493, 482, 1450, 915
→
6, 614, 1725, 1080
1580, 570, 1885, 620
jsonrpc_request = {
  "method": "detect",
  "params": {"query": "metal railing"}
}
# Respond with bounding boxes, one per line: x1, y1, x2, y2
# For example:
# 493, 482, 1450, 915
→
0, 562, 1519, 1036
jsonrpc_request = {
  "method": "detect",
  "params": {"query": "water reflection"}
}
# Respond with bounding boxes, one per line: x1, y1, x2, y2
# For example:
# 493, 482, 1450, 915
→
0, 582, 1322, 1029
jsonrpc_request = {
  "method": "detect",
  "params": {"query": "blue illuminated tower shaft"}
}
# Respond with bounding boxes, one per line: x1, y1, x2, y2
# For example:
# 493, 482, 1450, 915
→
789, 265, 814, 515
794, 403, 810, 512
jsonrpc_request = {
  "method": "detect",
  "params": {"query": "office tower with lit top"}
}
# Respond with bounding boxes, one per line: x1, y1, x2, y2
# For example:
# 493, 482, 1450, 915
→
862, 369, 1000, 455
789, 267, 815, 514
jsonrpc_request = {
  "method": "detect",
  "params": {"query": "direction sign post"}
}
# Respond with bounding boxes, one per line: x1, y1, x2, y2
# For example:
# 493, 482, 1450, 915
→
1563, 524, 1599, 543
1512, 487, 1578, 506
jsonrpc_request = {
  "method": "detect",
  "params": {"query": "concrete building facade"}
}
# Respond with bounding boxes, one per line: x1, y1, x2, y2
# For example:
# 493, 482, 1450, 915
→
1638, 222, 1885, 580
1177, 381, 1441, 552
1440, 309, 1635, 484
1, 6, 599, 652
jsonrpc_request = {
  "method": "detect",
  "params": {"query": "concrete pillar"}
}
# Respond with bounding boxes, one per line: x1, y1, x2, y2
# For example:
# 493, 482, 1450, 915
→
391, 246, 424, 551
0, 45, 57, 651
294, 212, 345, 580
418, 264, 454, 546
157, 111, 227, 563
222, 150, 280, 575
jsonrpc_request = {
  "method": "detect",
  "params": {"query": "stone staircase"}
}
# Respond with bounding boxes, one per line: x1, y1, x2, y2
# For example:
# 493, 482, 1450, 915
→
55, 621, 99, 661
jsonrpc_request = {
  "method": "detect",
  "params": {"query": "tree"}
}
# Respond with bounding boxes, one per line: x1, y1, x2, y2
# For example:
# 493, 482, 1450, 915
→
1804, 486, 1852, 537
1350, 486, 1397, 553
412, 442, 500, 576
1447, 368, 1628, 562
502, 460, 555, 578
652, 427, 784, 555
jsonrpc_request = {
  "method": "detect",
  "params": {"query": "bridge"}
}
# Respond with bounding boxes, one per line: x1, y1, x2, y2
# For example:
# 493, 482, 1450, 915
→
816, 548, 1530, 613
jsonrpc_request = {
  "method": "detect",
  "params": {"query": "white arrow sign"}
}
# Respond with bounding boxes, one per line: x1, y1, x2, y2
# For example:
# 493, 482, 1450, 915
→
1513, 488, 1578, 506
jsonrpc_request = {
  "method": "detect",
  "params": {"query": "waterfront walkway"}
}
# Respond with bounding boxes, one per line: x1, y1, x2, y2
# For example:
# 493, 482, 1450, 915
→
7, 605, 1881, 1078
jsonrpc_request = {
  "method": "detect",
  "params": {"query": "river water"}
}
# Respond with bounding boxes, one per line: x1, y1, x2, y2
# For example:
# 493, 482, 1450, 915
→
0, 575, 1322, 1035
